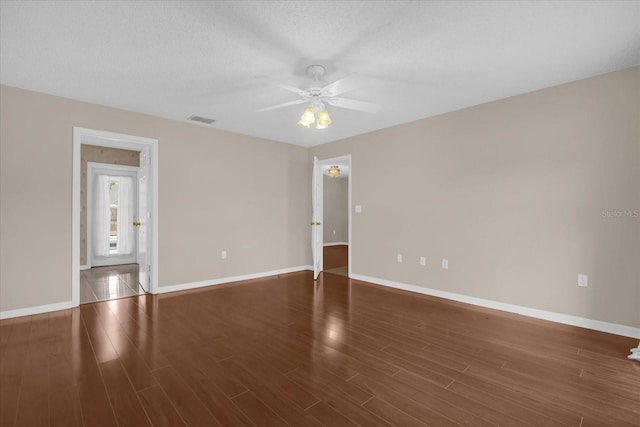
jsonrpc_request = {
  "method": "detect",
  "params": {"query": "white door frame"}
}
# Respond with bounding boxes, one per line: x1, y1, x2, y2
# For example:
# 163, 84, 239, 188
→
312, 157, 323, 279
72, 127, 159, 306
87, 163, 139, 267
317, 154, 352, 277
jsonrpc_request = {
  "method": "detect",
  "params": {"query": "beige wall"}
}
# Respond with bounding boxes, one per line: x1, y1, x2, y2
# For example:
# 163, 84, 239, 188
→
323, 175, 348, 243
312, 66, 640, 328
0, 85, 311, 312
80, 145, 140, 265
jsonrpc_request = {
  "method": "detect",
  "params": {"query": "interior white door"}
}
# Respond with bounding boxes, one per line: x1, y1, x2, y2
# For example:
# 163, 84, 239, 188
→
312, 156, 323, 279
137, 147, 151, 292
88, 164, 138, 267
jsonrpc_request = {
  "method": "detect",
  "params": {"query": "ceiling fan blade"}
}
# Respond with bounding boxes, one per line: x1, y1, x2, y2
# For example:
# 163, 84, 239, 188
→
321, 74, 362, 96
327, 97, 381, 114
257, 99, 307, 112
257, 76, 308, 97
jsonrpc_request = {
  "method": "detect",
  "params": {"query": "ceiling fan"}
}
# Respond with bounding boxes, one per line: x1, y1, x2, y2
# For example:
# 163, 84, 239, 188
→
257, 65, 381, 119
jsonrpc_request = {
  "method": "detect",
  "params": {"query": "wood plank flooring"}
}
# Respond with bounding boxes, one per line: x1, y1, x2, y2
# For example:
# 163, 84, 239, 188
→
1, 271, 639, 426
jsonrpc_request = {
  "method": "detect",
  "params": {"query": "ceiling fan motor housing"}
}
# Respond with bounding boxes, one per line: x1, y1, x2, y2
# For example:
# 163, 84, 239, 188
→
306, 65, 326, 81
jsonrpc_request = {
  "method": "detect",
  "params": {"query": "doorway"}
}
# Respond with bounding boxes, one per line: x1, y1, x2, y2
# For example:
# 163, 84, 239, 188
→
72, 127, 158, 306
322, 164, 349, 276
82, 163, 146, 304
311, 155, 352, 279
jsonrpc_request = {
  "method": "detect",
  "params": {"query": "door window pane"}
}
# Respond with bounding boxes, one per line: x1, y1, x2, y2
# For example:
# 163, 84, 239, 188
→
109, 180, 119, 254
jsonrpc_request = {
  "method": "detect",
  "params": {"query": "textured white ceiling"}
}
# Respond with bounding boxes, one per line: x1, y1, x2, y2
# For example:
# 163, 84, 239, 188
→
2, 1, 639, 147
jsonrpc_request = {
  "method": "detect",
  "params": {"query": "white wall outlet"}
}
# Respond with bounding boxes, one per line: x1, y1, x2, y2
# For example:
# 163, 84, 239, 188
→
419, 256, 426, 266
442, 259, 449, 269
578, 274, 588, 287
397, 253, 403, 263
355, 205, 362, 213
221, 250, 227, 260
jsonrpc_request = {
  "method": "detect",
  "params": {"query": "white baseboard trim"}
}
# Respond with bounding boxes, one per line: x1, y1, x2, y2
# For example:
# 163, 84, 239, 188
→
350, 274, 640, 339
157, 265, 314, 295
0, 300, 75, 320
323, 242, 348, 247
80, 264, 90, 271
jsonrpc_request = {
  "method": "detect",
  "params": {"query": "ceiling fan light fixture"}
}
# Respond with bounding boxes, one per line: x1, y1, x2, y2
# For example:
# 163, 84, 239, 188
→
327, 165, 341, 178
298, 106, 316, 127
316, 108, 332, 129
297, 119, 311, 128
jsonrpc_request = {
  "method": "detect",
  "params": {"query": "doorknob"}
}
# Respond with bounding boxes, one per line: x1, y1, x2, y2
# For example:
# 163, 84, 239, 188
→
133, 221, 142, 227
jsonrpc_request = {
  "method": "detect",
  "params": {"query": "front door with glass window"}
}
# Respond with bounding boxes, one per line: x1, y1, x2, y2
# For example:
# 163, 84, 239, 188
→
88, 163, 139, 267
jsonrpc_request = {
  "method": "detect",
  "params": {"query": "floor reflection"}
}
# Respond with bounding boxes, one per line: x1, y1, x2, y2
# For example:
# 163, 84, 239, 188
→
312, 273, 351, 346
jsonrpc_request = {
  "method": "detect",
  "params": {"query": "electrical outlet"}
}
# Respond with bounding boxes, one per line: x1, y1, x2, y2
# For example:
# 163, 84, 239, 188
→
397, 253, 403, 263
221, 250, 227, 260
442, 259, 448, 269
419, 256, 426, 266
578, 274, 588, 287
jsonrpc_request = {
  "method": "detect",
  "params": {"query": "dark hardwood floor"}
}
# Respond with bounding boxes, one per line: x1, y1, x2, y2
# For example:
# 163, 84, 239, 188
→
1, 271, 639, 426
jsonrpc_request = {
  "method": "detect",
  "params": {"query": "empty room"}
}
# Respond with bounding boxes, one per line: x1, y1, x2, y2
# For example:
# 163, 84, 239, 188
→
1, 1, 639, 426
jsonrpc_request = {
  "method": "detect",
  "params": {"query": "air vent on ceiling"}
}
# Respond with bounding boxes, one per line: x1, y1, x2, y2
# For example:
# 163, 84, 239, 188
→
188, 115, 216, 124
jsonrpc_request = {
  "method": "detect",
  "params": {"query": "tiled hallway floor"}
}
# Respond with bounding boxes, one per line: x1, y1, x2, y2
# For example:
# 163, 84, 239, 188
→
80, 264, 146, 303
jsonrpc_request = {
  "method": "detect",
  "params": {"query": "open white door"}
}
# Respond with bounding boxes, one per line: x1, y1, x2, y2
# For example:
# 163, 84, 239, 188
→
312, 156, 323, 279
137, 147, 151, 292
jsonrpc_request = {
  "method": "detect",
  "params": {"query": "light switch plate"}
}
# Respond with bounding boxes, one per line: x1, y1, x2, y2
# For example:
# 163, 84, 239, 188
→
419, 257, 426, 266
355, 205, 362, 213
221, 250, 227, 260
397, 253, 403, 263
442, 259, 448, 269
